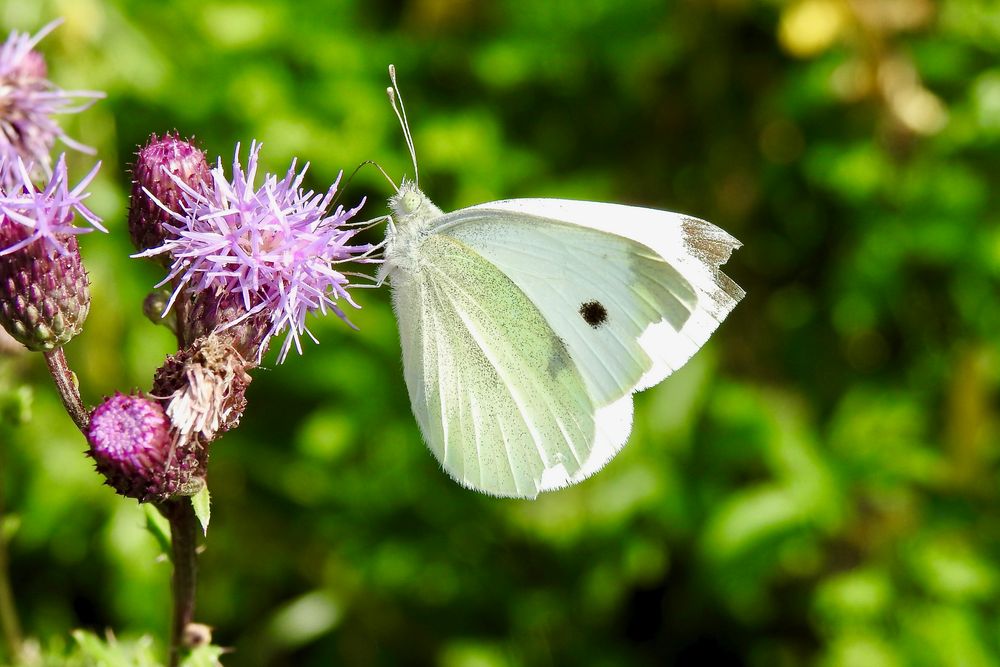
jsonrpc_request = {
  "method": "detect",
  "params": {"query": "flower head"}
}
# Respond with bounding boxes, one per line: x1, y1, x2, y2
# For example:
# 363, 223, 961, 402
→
139, 142, 376, 361
0, 157, 102, 351
0, 20, 105, 188
87, 392, 203, 503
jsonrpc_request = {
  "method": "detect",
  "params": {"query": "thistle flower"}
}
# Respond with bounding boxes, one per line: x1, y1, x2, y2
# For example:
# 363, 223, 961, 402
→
13, 50, 46, 80
0, 20, 104, 188
87, 393, 203, 503
0, 156, 102, 350
128, 133, 210, 255
138, 142, 376, 362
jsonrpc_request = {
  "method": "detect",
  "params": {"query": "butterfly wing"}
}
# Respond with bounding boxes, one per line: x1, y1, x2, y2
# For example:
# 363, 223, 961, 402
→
391, 232, 628, 498
391, 199, 743, 498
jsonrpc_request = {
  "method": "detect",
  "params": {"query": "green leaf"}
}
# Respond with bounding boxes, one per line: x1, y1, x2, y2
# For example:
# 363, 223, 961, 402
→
71, 630, 160, 666
192, 486, 211, 536
181, 644, 226, 667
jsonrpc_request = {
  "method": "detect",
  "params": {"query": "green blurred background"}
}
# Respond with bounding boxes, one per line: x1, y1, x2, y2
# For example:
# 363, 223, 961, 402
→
1, 0, 999, 664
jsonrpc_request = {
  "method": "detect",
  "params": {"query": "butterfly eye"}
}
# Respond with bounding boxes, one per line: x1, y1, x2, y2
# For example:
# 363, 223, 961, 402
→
579, 301, 608, 328
401, 191, 422, 214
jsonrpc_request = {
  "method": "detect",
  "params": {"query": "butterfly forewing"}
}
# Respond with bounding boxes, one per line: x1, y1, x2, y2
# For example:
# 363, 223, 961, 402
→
443, 211, 701, 406
439, 199, 743, 390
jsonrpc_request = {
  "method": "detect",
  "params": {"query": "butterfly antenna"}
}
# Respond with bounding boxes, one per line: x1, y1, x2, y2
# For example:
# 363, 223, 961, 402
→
387, 64, 419, 186
342, 160, 398, 198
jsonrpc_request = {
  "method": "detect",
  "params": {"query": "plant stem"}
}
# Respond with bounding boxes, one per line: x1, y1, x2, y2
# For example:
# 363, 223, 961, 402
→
0, 464, 22, 664
174, 288, 189, 350
160, 498, 198, 667
43, 349, 88, 433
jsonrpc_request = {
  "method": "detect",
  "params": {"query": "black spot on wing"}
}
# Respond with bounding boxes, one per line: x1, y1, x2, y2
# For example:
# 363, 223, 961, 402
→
579, 300, 608, 328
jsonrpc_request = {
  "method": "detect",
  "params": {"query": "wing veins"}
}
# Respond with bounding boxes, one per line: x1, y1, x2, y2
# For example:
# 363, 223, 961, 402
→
426, 279, 451, 464
429, 265, 552, 471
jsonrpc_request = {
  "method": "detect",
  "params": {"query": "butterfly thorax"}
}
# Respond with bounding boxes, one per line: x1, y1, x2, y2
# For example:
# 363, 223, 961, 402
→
382, 181, 445, 279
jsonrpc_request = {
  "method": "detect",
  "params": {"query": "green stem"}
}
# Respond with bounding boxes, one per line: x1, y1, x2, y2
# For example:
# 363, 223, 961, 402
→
160, 498, 198, 667
43, 349, 88, 433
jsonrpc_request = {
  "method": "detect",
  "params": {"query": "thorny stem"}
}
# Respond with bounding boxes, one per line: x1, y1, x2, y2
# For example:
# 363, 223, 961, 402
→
0, 450, 23, 664
43, 348, 89, 433
160, 498, 198, 667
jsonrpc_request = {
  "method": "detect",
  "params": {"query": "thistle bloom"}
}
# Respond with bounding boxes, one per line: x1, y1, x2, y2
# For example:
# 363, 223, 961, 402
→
0, 155, 103, 350
0, 20, 105, 189
153, 333, 253, 445
138, 142, 376, 361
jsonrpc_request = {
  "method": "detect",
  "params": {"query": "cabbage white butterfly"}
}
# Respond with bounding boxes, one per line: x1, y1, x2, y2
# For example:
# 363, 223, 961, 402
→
377, 66, 744, 498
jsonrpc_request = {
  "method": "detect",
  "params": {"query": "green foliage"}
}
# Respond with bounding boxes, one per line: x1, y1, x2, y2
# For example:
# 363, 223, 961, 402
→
10, 630, 224, 667
191, 488, 210, 537
1, 0, 999, 665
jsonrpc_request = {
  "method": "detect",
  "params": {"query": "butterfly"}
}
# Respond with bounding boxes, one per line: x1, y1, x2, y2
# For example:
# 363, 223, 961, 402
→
376, 66, 744, 499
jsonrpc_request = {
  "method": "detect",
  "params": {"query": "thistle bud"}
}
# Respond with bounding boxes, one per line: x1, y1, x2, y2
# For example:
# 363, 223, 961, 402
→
143, 289, 177, 334
0, 217, 90, 351
129, 133, 210, 255
87, 393, 203, 503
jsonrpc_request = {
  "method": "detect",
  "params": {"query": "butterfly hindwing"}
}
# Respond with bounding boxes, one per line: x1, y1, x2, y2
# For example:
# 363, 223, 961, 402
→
392, 232, 617, 497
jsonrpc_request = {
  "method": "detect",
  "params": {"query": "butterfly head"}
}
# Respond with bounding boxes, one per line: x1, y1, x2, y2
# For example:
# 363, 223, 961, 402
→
389, 179, 441, 227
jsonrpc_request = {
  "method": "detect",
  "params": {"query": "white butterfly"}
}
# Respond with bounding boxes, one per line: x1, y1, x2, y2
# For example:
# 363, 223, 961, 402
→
376, 66, 744, 499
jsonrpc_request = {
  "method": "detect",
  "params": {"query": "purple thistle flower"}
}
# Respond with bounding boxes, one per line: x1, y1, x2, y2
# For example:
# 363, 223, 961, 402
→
138, 142, 377, 362
87, 392, 203, 503
0, 154, 103, 257
0, 217, 90, 351
0, 156, 102, 350
0, 20, 104, 188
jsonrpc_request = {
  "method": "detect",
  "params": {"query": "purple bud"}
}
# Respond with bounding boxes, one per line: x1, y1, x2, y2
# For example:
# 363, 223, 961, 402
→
128, 133, 210, 255
0, 217, 90, 351
87, 393, 203, 503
